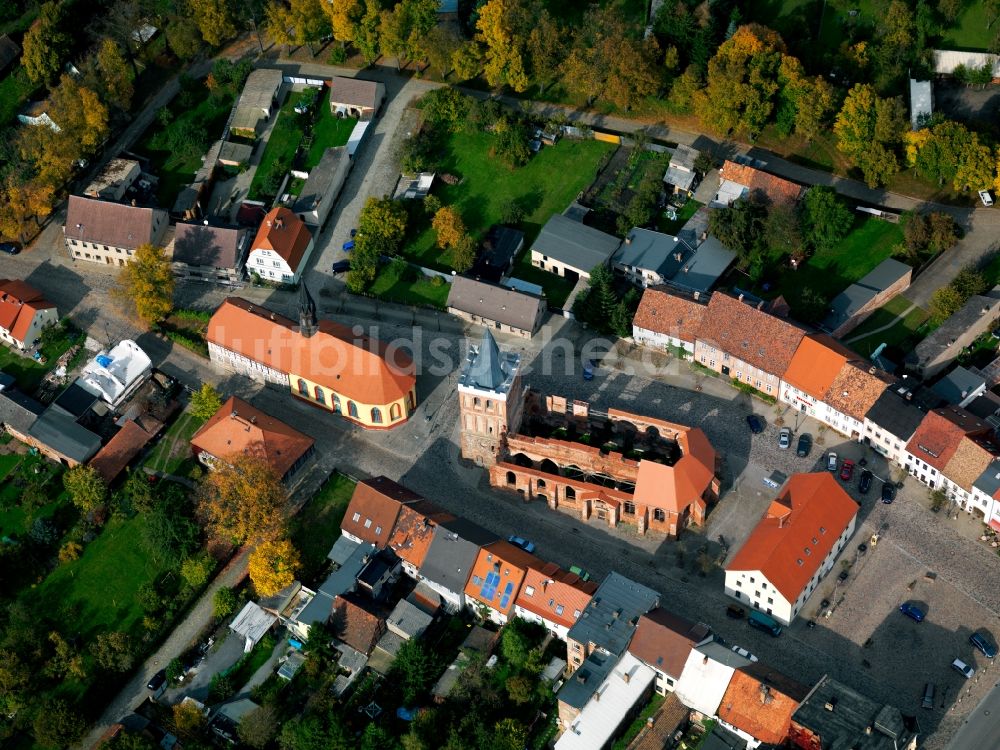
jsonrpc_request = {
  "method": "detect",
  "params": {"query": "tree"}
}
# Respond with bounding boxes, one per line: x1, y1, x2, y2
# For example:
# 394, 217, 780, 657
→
354, 0, 382, 64
708, 196, 767, 261
360, 724, 395, 750
421, 87, 471, 129
526, 9, 564, 92
189, 0, 237, 45
500, 198, 525, 226
452, 234, 477, 273
180, 554, 214, 589
799, 186, 853, 252
424, 24, 461, 77
929, 285, 964, 325
927, 212, 959, 251
834, 84, 906, 187
114, 243, 174, 326
358, 196, 408, 256
249, 537, 300, 595
477, 0, 531, 91
490, 719, 528, 750
22, 2, 70, 84
144, 485, 201, 565
391, 639, 437, 704
951, 267, 988, 299
285, 0, 332, 55
500, 617, 537, 669
214, 586, 238, 617
432, 205, 466, 250
46, 631, 85, 680
492, 115, 530, 167
33, 699, 86, 749
0, 649, 30, 717
265, 0, 296, 51
451, 40, 484, 81
190, 383, 223, 419
64, 464, 108, 514
953, 134, 995, 192
239, 704, 279, 748
165, 16, 204, 60
762, 202, 803, 260
279, 714, 351, 750
91, 631, 135, 671
173, 700, 208, 736
324, 0, 362, 44
197, 453, 288, 544
96, 39, 134, 110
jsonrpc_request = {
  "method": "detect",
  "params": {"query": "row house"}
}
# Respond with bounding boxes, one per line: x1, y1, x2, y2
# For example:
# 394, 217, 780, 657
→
627, 609, 712, 695
863, 386, 931, 465
971, 462, 1000, 532
631, 286, 708, 355
64, 195, 168, 267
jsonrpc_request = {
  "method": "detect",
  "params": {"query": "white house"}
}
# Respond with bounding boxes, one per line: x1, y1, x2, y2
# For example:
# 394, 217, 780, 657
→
674, 640, 749, 718
724, 473, 858, 625
0, 280, 57, 351
246, 207, 315, 285
862, 385, 929, 466
631, 287, 708, 355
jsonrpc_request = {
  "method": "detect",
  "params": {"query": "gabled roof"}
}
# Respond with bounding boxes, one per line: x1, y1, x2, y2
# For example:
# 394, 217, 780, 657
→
782, 334, 854, 400
566, 571, 660, 656
864, 386, 928, 440
905, 407, 991, 473
973, 459, 1000, 500
471, 225, 524, 282
419, 517, 498, 593
331, 594, 385, 655
632, 428, 716, 514
930, 366, 986, 406
292, 146, 349, 216
89, 419, 157, 484
615, 228, 696, 278
821, 259, 912, 332
328, 76, 382, 109
697, 293, 807, 377
629, 608, 711, 679
207, 298, 415, 406
532, 214, 621, 273
65, 196, 166, 251
341, 475, 421, 548
515, 563, 597, 630
0, 279, 56, 344
447, 276, 544, 332
942, 435, 1000, 492
632, 287, 708, 344
190, 396, 314, 478
386, 497, 456, 570
250, 208, 312, 272
726, 473, 858, 603
823, 362, 892, 421
386, 598, 433, 639
464, 540, 544, 616
27, 409, 102, 463
718, 161, 805, 206
0, 389, 43, 433
717, 666, 809, 745
172, 222, 248, 270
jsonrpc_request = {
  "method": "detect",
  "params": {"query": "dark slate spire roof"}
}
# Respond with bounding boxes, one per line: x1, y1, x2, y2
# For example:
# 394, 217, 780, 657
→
468, 329, 505, 391
298, 282, 317, 338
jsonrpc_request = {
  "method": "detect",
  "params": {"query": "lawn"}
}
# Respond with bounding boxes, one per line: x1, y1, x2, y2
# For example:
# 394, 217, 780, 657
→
0, 328, 77, 393
134, 80, 235, 207
0, 66, 40, 128
143, 409, 208, 476
306, 89, 358, 169
544, 0, 648, 26
746, 0, 878, 65
940, 1, 995, 50
368, 261, 453, 309
846, 296, 931, 357
248, 91, 309, 200
657, 199, 703, 235
291, 471, 356, 584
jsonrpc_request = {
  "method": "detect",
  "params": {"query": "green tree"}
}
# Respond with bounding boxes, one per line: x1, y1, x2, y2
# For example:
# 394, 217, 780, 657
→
114, 243, 175, 326
490, 718, 528, 750
929, 285, 964, 325
91, 631, 135, 672
506, 674, 535, 704
180, 554, 214, 589
165, 16, 204, 60
360, 724, 395, 750
834, 84, 907, 187
500, 617, 538, 669
492, 115, 530, 167
452, 234, 477, 273
358, 196, 408, 256
96, 39, 134, 110
451, 40, 484, 81
64, 464, 108, 514
33, 699, 86, 749
526, 8, 564, 92
424, 24, 462, 77
190, 382, 223, 420
477, 0, 531, 91
708, 196, 767, 262
799, 186, 853, 252
762, 202, 803, 260
279, 714, 351, 750
354, 0, 382, 64
391, 639, 437, 704
239, 704, 279, 749
21, 2, 70, 84
214, 586, 238, 618
951, 267, 988, 299
189, 0, 237, 45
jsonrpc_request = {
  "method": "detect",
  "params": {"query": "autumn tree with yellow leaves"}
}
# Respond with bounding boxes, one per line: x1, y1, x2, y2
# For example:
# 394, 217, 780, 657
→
248, 538, 300, 596
113, 243, 175, 326
476, 0, 531, 91
197, 453, 288, 545
189, 0, 237, 46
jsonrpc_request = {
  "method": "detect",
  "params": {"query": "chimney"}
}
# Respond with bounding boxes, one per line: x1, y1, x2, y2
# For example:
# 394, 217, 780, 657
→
757, 300, 765, 310
673, 252, 683, 262
738, 293, 744, 302
703, 655, 709, 665
869, 366, 876, 374
693, 291, 700, 300
865, 726, 873, 735
625, 234, 633, 245
961, 390, 968, 399
824, 697, 837, 712
906, 391, 913, 401
203, 219, 209, 226
623, 670, 631, 684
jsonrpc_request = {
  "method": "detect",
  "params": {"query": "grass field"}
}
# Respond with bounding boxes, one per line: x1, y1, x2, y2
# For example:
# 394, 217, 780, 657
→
846, 296, 931, 356
143, 410, 208, 476
306, 90, 357, 169
940, 1, 995, 50
368, 261, 452, 309
0, 329, 77, 393
291, 471, 356, 584
249, 91, 309, 200
0, 66, 40, 128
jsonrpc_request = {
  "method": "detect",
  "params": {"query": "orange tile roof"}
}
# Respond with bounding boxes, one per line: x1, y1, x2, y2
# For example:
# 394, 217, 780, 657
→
943, 436, 1000, 491
207, 298, 415, 406
905, 408, 991, 473
726, 473, 858, 603
717, 666, 809, 745
782, 334, 854, 400
632, 287, 708, 344
632, 427, 716, 514
823, 362, 891, 421
89, 419, 156, 484
629, 608, 710, 678
719, 161, 805, 206
387, 498, 456, 570
341, 476, 422, 548
331, 594, 385, 655
464, 541, 545, 616
251, 207, 312, 272
190, 396, 314, 478
0, 280, 55, 345
515, 563, 597, 630
697, 293, 807, 377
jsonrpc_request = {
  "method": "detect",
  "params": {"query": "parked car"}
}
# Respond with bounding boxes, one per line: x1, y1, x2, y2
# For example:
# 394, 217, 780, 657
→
952, 658, 975, 679
827, 452, 838, 472
583, 360, 595, 381
331, 260, 350, 274
796, 433, 812, 457
726, 604, 745, 619
980, 189, 994, 207
899, 601, 925, 622
507, 535, 536, 554
839, 459, 855, 482
146, 669, 167, 692
970, 631, 998, 658
731, 645, 759, 662
778, 427, 791, 450
881, 482, 896, 504
0, 242, 19, 255
922, 682, 936, 710
569, 565, 591, 582
747, 415, 765, 434
859, 470, 873, 494
838, 569, 849, 582
342, 240, 355, 251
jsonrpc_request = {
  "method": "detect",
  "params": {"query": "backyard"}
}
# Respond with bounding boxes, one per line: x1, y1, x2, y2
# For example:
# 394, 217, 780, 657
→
142, 408, 208, 477
0, 66, 40, 128
290, 471, 356, 585
368, 260, 452, 309
0, 320, 81, 393
845, 295, 932, 357
306, 88, 357, 168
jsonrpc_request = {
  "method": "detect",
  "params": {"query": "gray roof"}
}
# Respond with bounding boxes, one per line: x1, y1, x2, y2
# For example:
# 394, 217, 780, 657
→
419, 517, 497, 593
864, 387, 928, 441
909, 78, 933, 129
973, 459, 1000, 498
293, 146, 349, 215
218, 141, 253, 165
557, 649, 617, 710
298, 542, 375, 627
931, 366, 986, 405
701, 724, 748, 750
0, 389, 43, 433
566, 571, 660, 657
821, 259, 912, 331
533, 214, 621, 273
387, 598, 433, 638
791, 675, 917, 750
697, 639, 754, 668
447, 276, 544, 333
65, 196, 167, 251
671, 235, 736, 293
471, 225, 524, 282
615, 228, 695, 278
329, 76, 382, 110
328, 534, 361, 565
664, 165, 696, 191
460, 329, 521, 394
27, 410, 101, 463
231, 68, 282, 132
670, 144, 698, 171
173, 222, 248, 270
912, 289, 1000, 367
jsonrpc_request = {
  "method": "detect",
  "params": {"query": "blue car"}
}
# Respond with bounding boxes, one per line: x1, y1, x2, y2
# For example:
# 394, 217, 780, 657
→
342, 240, 355, 251
970, 631, 998, 658
899, 601, 925, 622
507, 535, 536, 554
746, 415, 765, 434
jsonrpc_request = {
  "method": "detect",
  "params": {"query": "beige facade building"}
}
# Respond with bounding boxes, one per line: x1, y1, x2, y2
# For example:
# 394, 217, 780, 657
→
64, 196, 168, 267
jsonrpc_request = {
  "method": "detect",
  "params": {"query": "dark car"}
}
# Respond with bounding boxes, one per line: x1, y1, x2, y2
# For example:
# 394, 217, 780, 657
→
838, 570, 849, 583
507, 535, 536, 554
881, 482, 896, 504
146, 669, 167, 692
839, 459, 855, 482
0, 242, 19, 255
746, 415, 764, 434
859, 470, 873, 494
331, 260, 350, 274
970, 631, 998, 658
796, 433, 812, 457
900, 601, 925, 622
726, 604, 745, 619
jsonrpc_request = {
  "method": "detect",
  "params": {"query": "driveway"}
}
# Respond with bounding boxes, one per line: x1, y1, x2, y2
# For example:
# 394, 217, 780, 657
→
161, 632, 246, 705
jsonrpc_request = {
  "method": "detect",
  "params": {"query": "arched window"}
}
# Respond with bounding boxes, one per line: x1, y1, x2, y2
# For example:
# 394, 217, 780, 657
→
536, 478, 546, 489
565, 486, 576, 500
390, 403, 401, 420
332, 394, 341, 413
348, 401, 358, 418
506, 471, 516, 485
653, 509, 666, 522
297, 378, 308, 395
314, 386, 325, 405
486, 400, 492, 410
371, 407, 382, 424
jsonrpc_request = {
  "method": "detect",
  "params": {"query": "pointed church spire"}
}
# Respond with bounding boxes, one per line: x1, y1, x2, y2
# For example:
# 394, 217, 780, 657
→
298, 282, 317, 338
468, 329, 506, 391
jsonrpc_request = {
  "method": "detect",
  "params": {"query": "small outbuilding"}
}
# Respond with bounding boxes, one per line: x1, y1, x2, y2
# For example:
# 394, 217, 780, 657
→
293, 146, 351, 227
229, 601, 278, 652
328, 76, 385, 121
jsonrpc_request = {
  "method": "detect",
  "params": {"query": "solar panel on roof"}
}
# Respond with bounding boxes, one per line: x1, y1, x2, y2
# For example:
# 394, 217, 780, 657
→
498, 582, 514, 610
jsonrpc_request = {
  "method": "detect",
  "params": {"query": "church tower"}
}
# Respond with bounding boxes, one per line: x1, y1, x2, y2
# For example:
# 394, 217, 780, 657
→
298, 282, 318, 338
457, 329, 524, 466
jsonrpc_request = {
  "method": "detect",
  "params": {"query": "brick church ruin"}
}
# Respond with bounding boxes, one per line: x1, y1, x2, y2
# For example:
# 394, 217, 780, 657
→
459, 331, 721, 537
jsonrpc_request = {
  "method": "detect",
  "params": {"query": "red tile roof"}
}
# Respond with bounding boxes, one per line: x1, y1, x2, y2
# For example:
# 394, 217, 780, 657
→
632, 287, 708, 344
632, 427, 716, 514
719, 161, 805, 206
515, 563, 597, 630
387, 498, 456, 570
207, 298, 415, 407
331, 594, 385, 655
341, 476, 421, 548
823, 362, 892, 422
251, 208, 312, 272
0, 280, 55, 345
943, 436, 1000, 491
697, 293, 807, 377
629, 608, 710, 679
88, 419, 157, 484
905, 408, 992, 474
717, 666, 809, 745
782, 334, 854, 400
464, 541, 545, 616
726, 473, 858, 603
190, 396, 314, 479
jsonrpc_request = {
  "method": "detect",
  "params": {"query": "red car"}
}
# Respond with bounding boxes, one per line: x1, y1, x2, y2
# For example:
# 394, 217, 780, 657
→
839, 459, 855, 482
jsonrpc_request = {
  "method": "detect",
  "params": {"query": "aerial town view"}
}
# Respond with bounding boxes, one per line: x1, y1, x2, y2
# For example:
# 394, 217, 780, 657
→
3, 0, 1000, 748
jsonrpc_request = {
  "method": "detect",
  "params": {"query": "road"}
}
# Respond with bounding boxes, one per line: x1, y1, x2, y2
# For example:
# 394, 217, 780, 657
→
945, 679, 1000, 750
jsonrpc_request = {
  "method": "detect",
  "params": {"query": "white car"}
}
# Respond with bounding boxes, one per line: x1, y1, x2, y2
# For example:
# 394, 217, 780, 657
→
731, 645, 759, 662
778, 427, 791, 450
979, 190, 994, 207
952, 658, 975, 679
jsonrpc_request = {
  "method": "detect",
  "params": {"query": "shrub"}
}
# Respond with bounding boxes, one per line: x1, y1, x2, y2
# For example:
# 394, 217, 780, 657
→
214, 586, 238, 618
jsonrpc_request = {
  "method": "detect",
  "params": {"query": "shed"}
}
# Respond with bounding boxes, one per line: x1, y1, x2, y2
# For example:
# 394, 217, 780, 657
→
386, 598, 434, 640
328, 76, 385, 121
229, 602, 278, 652
447, 276, 545, 338
292, 146, 351, 227
230, 69, 283, 137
